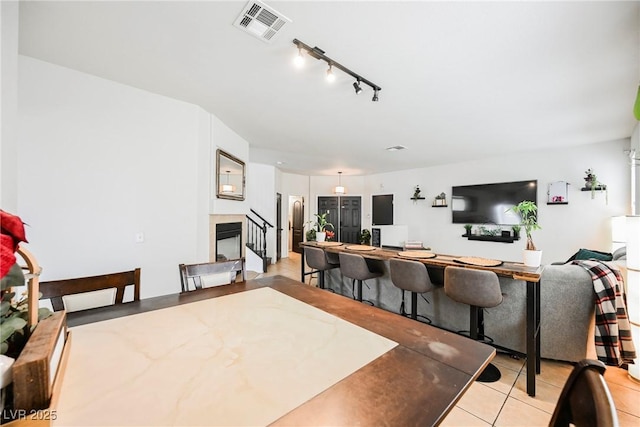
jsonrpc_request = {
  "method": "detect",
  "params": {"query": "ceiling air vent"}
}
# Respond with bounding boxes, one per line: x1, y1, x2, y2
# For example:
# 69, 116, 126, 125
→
233, 1, 291, 43
386, 145, 407, 152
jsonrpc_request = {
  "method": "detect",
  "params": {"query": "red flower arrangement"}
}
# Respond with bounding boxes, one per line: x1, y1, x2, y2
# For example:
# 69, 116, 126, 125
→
1, 210, 28, 278
325, 230, 335, 241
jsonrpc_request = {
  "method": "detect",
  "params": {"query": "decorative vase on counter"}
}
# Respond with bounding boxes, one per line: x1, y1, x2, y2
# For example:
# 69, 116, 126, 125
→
316, 231, 326, 242
523, 250, 542, 268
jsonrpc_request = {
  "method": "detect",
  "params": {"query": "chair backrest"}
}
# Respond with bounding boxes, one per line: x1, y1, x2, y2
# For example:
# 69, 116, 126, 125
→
40, 268, 141, 312
306, 247, 338, 271
443, 266, 502, 308
338, 252, 382, 281
179, 258, 245, 292
389, 258, 434, 294
549, 359, 619, 427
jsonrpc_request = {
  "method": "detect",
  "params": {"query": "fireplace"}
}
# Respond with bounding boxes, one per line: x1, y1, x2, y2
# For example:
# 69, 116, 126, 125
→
209, 215, 246, 263
216, 222, 242, 261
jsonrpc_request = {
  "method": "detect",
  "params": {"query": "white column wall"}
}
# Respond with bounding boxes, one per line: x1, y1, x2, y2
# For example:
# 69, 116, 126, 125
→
16, 56, 233, 298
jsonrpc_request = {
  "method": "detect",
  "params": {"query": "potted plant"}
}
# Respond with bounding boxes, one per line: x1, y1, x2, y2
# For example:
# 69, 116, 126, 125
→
509, 201, 542, 267
0, 211, 52, 413
583, 168, 607, 202
463, 224, 473, 236
412, 185, 422, 199
306, 213, 334, 242
305, 229, 316, 242
359, 229, 371, 245
511, 225, 521, 240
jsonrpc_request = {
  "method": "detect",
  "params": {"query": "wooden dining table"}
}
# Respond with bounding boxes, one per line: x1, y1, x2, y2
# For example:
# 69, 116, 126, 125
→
299, 241, 543, 397
60, 275, 495, 426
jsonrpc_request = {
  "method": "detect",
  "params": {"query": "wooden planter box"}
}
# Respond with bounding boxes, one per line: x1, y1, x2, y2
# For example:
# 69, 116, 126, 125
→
4, 312, 72, 427
3, 247, 72, 426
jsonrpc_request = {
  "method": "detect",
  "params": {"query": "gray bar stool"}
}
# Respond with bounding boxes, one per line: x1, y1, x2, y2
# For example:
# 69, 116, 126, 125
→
444, 266, 503, 383
339, 252, 383, 303
305, 246, 339, 290
389, 258, 435, 323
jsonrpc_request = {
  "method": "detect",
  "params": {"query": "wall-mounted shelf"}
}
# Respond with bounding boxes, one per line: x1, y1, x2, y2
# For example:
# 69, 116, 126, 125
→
547, 202, 568, 205
410, 197, 426, 200
432, 204, 448, 208
462, 234, 519, 243
581, 186, 606, 192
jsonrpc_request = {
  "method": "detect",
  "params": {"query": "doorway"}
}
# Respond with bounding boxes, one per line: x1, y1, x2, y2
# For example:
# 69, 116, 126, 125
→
289, 196, 305, 254
317, 196, 361, 243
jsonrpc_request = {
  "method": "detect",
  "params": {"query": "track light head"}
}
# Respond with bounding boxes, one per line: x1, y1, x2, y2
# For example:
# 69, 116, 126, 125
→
293, 47, 304, 68
353, 80, 363, 95
326, 64, 336, 83
372, 88, 379, 102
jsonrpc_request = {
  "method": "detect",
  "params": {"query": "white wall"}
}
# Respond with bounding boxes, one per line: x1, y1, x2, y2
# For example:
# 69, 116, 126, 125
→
1, 1, 19, 212
247, 162, 276, 263
369, 139, 631, 263
281, 139, 631, 264
17, 56, 213, 298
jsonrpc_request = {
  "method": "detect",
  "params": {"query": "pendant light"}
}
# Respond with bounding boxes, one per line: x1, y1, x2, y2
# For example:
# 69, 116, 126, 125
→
221, 170, 235, 194
334, 171, 345, 194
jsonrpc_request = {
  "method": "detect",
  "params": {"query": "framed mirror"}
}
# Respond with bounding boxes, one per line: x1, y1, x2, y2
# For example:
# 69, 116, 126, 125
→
216, 149, 245, 201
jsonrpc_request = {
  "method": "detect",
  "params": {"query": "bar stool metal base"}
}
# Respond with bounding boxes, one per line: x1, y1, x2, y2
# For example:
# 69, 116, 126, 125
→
477, 363, 502, 383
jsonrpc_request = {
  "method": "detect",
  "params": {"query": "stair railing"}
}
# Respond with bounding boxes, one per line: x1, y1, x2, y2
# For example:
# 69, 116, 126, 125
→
246, 209, 274, 272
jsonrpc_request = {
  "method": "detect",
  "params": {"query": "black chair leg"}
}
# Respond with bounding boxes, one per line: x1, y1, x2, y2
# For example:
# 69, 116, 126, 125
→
470, 305, 501, 383
318, 270, 325, 289
411, 292, 418, 320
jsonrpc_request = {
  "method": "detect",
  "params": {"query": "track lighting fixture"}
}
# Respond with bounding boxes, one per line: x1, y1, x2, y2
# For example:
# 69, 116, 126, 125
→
293, 38, 381, 101
326, 64, 336, 83
353, 80, 363, 95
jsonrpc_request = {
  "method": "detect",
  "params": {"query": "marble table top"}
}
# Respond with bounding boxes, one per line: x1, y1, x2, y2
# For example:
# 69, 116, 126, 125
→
58, 275, 495, 426
56, 287, 396, 426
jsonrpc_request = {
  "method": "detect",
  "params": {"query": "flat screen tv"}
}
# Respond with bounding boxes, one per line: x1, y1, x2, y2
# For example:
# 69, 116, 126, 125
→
452, 180, 537, 225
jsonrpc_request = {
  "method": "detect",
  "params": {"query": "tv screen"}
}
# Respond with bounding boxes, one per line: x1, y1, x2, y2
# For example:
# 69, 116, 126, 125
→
452, 180, 537, 225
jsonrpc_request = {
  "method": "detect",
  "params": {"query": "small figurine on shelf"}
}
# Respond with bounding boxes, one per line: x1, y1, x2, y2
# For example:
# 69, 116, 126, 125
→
433, 192, 447, 207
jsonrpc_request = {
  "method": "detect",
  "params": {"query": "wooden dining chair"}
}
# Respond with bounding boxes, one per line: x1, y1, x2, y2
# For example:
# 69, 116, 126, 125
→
549, 359, 619, 427
179, 258, 245, 292
40, 268, 141, 312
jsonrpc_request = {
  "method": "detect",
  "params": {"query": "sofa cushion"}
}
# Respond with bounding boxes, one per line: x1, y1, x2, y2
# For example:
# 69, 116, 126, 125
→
567, 248, 613, 262
612, 246, 627, 261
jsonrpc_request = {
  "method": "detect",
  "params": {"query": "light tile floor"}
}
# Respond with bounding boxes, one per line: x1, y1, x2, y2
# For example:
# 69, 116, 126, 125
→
260, 253, 640, 426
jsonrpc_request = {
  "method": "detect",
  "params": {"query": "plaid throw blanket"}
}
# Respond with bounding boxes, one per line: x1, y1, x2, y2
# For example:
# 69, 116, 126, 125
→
571, 260, 636, 366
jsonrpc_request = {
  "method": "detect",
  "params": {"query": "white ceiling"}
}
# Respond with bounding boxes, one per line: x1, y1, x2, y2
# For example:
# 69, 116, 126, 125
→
17, 1, 640, 176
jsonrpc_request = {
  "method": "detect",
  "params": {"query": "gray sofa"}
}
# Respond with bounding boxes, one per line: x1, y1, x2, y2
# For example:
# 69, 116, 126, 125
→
323, 247, 627, 363
539, 247, 627, 362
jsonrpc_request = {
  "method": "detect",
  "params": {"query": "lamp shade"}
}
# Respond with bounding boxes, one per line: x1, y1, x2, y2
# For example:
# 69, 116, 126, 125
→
334, 186, 345, 194
612, 215, 627, 251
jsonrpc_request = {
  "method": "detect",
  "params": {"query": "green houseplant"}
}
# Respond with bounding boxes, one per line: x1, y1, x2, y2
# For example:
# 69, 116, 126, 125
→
463, 224, 473, 236
511, 224, 521, 240
359, 229, 371, 245
509, 201, 542, 267
306, 213, 334, 242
